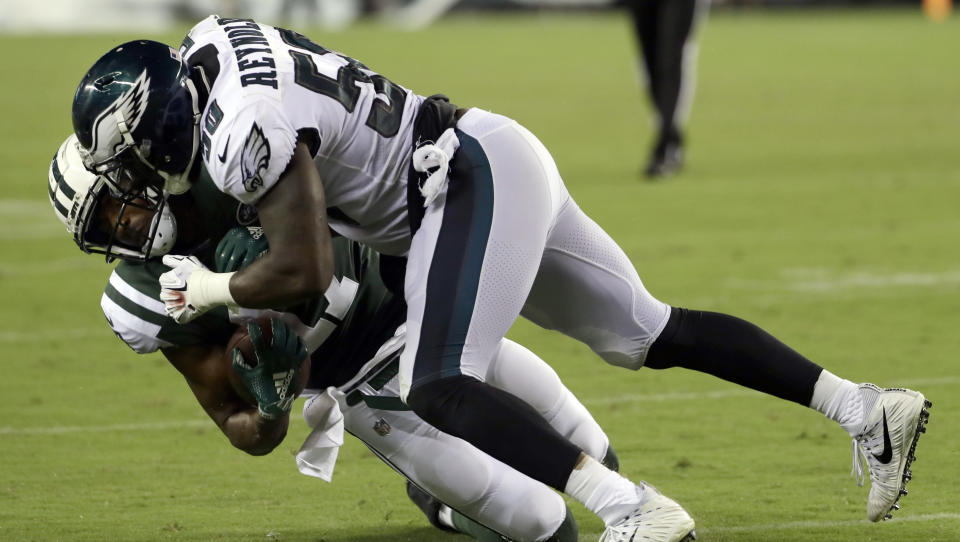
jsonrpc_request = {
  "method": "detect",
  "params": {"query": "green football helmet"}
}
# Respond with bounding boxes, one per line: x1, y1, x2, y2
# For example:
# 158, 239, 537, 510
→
72, 39, 201, 197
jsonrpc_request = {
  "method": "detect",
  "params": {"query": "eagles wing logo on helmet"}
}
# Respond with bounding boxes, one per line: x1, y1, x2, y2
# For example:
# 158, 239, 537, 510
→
87, 69, 152, 166
241, 123, 271, 193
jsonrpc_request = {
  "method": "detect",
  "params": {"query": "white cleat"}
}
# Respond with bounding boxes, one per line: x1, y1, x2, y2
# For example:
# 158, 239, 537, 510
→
851, 384, 932, 522
599, 488, 696, 542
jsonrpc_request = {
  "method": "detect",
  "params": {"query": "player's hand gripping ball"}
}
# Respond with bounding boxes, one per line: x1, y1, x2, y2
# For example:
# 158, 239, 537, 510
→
226, 317, 310, 416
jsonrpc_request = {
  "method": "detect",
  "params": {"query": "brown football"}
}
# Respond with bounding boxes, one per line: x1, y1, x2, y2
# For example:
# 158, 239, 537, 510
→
225, 317, 310, 406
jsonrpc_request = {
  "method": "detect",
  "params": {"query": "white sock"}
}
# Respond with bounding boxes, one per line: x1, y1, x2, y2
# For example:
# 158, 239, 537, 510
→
809, 370, 870, 435
564, 455, 648, 525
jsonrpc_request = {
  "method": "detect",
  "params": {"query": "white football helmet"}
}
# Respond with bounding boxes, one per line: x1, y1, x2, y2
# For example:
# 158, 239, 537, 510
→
48, 134, 177, 262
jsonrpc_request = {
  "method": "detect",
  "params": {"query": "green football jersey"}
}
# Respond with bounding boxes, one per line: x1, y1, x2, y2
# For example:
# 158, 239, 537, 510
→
185, 165, 262, 245
101, 168, 406, 388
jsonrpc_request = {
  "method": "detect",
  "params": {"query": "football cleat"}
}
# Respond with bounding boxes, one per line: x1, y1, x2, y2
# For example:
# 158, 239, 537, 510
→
599, 487, 695, 542
850, 384, 932, 522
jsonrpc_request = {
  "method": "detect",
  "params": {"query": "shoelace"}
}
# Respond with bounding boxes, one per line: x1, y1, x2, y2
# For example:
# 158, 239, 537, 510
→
851, 438, 867, 487
852, 434, 891, 489
598, 503, 646, 542
600, 518, 644, 542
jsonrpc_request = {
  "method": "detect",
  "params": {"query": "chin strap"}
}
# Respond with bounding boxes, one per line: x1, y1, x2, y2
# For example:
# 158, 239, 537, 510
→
162, 77, 203, 195
159, 154, 195, 195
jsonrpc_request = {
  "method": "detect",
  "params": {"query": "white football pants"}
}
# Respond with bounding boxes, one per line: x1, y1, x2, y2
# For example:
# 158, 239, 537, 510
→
342, 337, 608, 542
400, 108, 669, 398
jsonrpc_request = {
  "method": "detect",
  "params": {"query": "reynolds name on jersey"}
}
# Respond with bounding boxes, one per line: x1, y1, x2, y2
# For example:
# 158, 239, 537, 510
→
216, 18, 278, 89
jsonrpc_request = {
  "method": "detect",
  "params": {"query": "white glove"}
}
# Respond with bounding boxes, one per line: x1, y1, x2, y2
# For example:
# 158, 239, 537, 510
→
159, 254, 236, 324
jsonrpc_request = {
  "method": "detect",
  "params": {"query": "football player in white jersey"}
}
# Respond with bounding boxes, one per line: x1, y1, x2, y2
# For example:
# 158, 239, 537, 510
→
70, 18, 931, 539
47, 132, 633, 542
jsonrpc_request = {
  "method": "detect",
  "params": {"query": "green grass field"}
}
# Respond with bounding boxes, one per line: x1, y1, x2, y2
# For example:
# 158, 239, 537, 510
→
1, 7, 959, 541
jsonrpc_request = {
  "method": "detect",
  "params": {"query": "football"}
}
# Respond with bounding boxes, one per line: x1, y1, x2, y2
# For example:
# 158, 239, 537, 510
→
225, 317, 310, 406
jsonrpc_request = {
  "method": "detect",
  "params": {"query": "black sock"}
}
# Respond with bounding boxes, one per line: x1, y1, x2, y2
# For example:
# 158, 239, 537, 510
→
646, 307, 823, 405
406, 375, 582, 490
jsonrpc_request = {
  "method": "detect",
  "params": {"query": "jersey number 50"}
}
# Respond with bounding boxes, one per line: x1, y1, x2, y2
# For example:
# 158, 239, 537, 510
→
279, 29, 406, 138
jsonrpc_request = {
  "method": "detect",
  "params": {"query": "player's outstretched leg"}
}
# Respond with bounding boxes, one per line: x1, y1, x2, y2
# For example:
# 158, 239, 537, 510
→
523, 193, 934, 522
641, 307, 936, 519
847, 384, 932, 521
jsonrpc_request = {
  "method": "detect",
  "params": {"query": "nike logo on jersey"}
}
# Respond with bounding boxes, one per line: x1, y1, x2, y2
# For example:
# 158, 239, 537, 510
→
873, 408, 894, 464
218, 136, 230, 163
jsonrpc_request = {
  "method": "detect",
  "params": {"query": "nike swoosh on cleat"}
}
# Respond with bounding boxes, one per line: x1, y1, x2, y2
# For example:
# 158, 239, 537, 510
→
873, 408, 893, 464
218, 136, 231, 163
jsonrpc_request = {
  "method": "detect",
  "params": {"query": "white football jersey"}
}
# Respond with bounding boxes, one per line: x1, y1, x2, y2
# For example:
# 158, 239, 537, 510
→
181, 16, 425, 256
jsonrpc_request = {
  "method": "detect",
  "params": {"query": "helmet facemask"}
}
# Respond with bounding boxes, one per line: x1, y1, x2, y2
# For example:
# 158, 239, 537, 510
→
78, 181, 178, 263
50, 134, 178, 263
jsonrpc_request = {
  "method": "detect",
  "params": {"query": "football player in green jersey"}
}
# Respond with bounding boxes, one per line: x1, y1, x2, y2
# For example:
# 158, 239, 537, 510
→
48, 133, 627, 542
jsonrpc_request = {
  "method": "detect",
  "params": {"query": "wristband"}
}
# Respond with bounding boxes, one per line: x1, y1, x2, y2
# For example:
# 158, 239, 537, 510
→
192, 269, 237, 310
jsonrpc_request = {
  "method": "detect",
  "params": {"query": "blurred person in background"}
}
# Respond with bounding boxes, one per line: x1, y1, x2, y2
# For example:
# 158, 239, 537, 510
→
624, 0, 709, 178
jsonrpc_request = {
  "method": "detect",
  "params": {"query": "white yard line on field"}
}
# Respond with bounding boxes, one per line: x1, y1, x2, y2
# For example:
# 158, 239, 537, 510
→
4, 375, 954, 436
726, 269, 960, 293
698, 512, 960, 534
0, 200, 51, 215
0, 257, 105, 275
577, 512, 960, 540
0, 328, 106, 342
0, 200, 71, 239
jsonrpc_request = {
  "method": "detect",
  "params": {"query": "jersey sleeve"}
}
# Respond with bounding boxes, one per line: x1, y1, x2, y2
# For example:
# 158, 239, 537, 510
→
101, 262, 235, 354
101, 270, 175, 354
206, 99, 298, 206
180, 15, 220, 58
